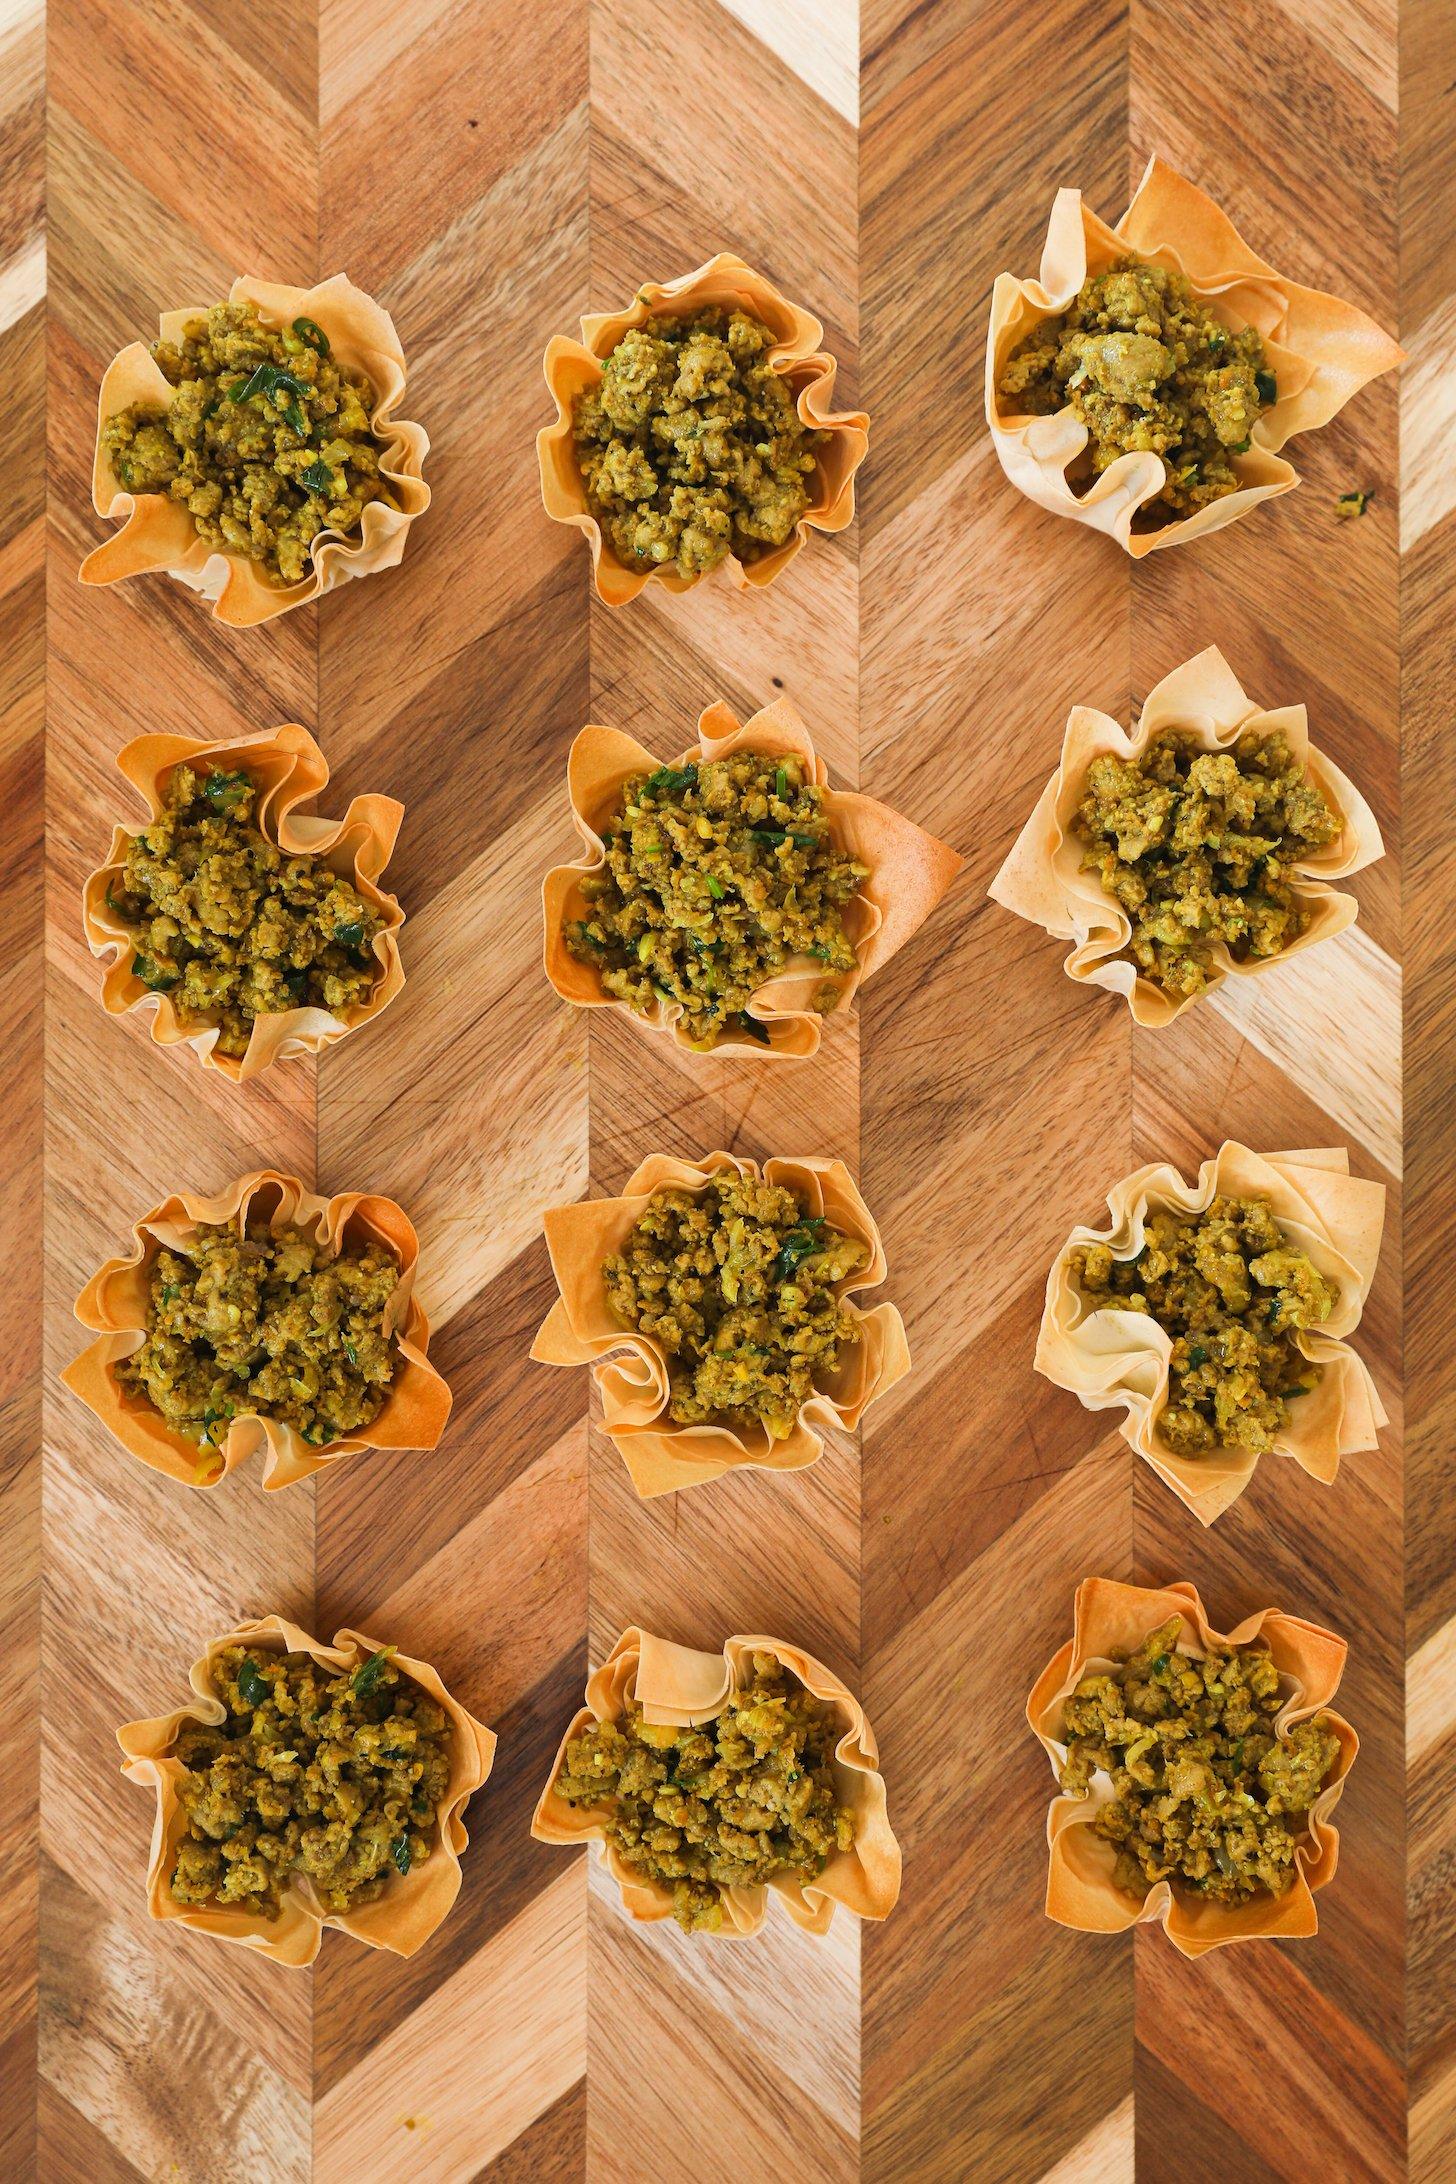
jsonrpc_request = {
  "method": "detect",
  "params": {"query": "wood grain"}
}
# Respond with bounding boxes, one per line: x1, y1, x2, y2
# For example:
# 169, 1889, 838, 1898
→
10, 0, 1446, 2178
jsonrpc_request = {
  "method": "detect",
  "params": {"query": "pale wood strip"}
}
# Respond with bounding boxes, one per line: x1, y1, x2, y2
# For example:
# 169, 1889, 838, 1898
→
1400, 290, 1456, 553
314, 1870, 587, 2184
714, 0, 860, 125
1409, 1615, 1456, 1767
1036, 2096, 1134, 2184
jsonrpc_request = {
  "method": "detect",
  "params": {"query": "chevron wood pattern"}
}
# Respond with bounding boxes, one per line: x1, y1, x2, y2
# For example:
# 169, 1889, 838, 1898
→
7, 0, 1451, 2177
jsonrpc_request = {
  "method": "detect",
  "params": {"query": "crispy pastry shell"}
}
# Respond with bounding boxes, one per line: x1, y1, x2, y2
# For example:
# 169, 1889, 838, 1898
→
81, 274, 430, 624
62, 1170, 451, 1490
118, 1613, 495, 1967
1035, 1143, 1386, 1525
538, 252, 868, 603
1028, 1577, 1356, 1955
531, 1151, 909, 1498
543, 695, 962, 1059
81, 722, 405, 1079
986, 156, 1401, 554
989, 647, 1383, 1025
531, 1626, 900, 1936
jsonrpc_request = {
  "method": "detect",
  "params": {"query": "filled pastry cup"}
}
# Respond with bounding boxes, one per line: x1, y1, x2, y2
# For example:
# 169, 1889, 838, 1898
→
531, 1151, 910, 1498
544, 694, 962, 1059
1035, 1143, 1386, 1526
118, 1613, 496, 1967
989, 646, 1383, 1025
81, 273, 430, 625
537, 252, 868, 604
62, 1170, 452, 1491
531, 1626, 900, 1937
82, 723, 406, 1080
1028, 1577, 1356, 1956
986, 156, 1401, 554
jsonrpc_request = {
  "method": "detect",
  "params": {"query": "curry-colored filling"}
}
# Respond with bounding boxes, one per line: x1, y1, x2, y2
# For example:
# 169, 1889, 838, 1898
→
604, 1173, 867, 1438
566, 751, 863, 1045
1071, 1195, 1337, 1457
573, 308, 825, 579
106, 764, 383, 1059
998, 261, 1275, 517
1058, 1617, 1341, 1905
118, 1218, 400, 1458
103, 301, 398, 585
169, 1644, 452, 1917
1074, 730, 1340, 1001
554, 1652, 854, 1931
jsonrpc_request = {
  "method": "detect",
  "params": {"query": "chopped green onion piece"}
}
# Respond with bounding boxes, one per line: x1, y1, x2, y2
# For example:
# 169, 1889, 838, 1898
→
292, 316, 331, 356
351, 1646, 396, 1698
238, 1659, 271, 1708
203, 769, 251, 812
228, 362, 309, 407
300, 458, 334, 494
775, 765, 789, 799
704, 875, 725, 900
133, 953, 178, 991
774, 1218, 826, 1281
645, 763, 697, 796
1254, 368, 1278, 406
391, 1834, 412, 1876
1336, 489, 1370, 518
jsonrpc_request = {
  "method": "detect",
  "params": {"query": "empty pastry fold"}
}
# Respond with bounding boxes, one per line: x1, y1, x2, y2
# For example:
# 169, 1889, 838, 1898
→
538, 252, 868, 603
989, 647, 1382, 1024
544, 694, 961, 1058
63, 1170, 451, 1490
118, 1614, 495, 1966
1028, 1577, 1356, 1955
1035, 1143, 1385, 1525
531, 1150, 910, 1498
531, 1626, 901, 1936
82, 273, 429, 624
81, 722, 406, 1079
986, 156, 1401, 553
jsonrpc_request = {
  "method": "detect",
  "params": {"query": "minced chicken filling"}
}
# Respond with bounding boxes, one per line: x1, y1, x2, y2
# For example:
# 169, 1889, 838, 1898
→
1059, 1617, 1341, 1905
169, 1644, 451, 1916
103, 301, 397, 584
119, 1218, 400, 1455
1074, 730, 1340, 1000
573, 308, 825, 579
604, 1173, 867, 1438
998, 261, 1275, 518
1072, 1195, 1338, 1457
554, 1652, 854, 1931
108, 764, 383, 1059
567, 751, 863, 1045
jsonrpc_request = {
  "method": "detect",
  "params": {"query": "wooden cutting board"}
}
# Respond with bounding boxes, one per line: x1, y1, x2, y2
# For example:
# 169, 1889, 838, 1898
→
8, 0, 1448, 2177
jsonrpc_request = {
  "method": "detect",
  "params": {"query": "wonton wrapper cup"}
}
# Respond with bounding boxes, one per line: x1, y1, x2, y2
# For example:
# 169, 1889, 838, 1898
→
63, 1170, 452, 1491
986, 156, 1402, 554
1036, 1143, 1385, 1527
544, 695, 962, 1059
989, 647, 1383, 1025
82, 274, 431, 625
532, 1626, 900, 1937
531, 1152, 909, 1498
1028, 1577, 1356, 1956
119, 1613, 496, 1967
538, 252, 869, 604
82, 723, 406, 1080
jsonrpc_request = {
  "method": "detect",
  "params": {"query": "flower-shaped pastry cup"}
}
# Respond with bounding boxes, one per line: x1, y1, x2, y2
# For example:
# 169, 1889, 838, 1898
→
119, 1613, 496, 1967
544, 695, 962, 1060
81, 273, 430, 625
986, 156, 1402, 554
1036, 1143, 1386, 1526
531, 1151, 910, 1499
1028, 1577, 1356, 1957
82, 723, 406, 1081
989, 646, 1383, 1025
62, 1170, 452, 1491
538, 252, 868, 604
531, 1626, 900, 1937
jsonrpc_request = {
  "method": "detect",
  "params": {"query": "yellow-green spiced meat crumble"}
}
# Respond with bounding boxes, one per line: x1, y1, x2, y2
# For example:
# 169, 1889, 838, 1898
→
169, 1645, 452, 1916
553, 1653, 854, 1931
1074, 731, 1340, 1001
1058, 1617, 1342, 1905
573, 308, 826, 578
107, 764, 383, 1059
102, 302, 398, 585
566, 751, 863, 1046
998, 261, 1276, 518
118, 1218, 400, 1453
1072, 1195, 1338, 1457
604, 1173, 867, 1437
